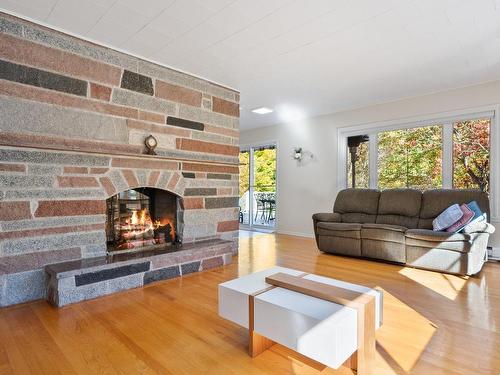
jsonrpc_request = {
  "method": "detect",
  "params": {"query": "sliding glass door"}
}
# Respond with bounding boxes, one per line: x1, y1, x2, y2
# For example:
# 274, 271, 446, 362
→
239, 144, 276, 230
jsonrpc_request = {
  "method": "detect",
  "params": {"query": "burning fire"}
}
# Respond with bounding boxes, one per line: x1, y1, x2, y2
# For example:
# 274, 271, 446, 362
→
117, 208, 175, 250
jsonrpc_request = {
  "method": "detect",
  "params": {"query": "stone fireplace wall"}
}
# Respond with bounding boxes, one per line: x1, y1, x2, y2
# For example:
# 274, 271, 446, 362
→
0, 13, 240, 306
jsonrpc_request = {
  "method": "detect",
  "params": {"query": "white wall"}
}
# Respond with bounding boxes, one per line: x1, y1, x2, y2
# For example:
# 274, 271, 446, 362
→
240, 80, 500, 246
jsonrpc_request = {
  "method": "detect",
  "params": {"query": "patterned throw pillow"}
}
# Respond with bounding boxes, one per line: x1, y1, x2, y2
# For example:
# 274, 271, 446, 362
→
433, 204, 463, 231
446, 204, 474, 233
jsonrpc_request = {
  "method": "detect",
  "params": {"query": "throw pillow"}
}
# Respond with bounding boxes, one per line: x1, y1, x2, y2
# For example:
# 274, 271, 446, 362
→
466, 200, 486, 222
446, 204, 474, 233
433, 203, 463, 231
461, 200, 487, 233
462, 215, 489, 233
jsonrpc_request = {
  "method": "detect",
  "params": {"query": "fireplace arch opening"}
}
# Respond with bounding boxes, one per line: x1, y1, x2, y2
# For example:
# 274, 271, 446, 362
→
105, 188, 182, 254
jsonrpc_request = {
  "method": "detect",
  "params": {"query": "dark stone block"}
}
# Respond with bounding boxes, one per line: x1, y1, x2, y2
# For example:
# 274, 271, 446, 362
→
207, 173, 231, 180
181, 261, 201, 275
182, 172, 196, 178
121, 70, 154, 95
143, 266, 180, 285
166, 116, 204, 131
184, 188, 217, 196
75, 262, 150, 286
0, 59, 87, 96
205, 197, 239, 209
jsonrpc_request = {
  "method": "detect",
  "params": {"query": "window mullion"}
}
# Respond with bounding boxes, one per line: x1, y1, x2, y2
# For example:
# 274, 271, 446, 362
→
442, 123, 453, 189
369, 132, 378, 189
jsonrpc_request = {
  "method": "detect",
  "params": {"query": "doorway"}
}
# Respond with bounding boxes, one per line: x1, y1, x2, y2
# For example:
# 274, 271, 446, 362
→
239, 144, 277, 231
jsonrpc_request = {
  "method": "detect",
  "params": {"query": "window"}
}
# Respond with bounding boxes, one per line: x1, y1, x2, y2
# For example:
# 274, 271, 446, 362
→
453, 118, 490, 192
344, 113, 493, 194
378, 125, 442, 190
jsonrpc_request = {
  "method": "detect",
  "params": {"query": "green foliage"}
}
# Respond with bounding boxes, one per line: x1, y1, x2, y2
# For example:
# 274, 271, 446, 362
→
350, 120, 491, 193
239, 151, 249, 197
239, 148, 276, 197
378, 125, 442, 190
254, 149, 276, 192
453, 119, 490, 192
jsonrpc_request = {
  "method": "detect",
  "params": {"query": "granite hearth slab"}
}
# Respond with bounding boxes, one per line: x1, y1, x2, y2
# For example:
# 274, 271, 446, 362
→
46, 239, 233, 307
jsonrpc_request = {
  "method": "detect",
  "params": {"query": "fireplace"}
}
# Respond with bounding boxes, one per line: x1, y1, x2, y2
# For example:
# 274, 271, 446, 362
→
0, 13, 240, 307
105, 188, 181, 254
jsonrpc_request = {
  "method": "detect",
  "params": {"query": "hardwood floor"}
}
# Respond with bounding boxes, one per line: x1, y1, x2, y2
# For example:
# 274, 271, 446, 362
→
1, 232, 499, 374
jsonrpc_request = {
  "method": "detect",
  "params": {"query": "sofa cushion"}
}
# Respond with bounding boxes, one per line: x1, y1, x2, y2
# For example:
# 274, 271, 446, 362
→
377, 189, 422, 217
406, 229, 471, 242
341, 213, 377, 224
405, 229, 472, 252
334, 189, 380, 223
362, 223, 406, 244
376, 189, 421, 228
418, 189, 490, 229
362, 223, 407, 232
317, 222, 361, 239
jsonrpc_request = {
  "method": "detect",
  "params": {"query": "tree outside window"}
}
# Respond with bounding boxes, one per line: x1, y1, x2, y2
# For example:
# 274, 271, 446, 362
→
378, 125, 442, 190
239, 151, 249, 197
453, 119, 490, 193
345, 117, 491, 194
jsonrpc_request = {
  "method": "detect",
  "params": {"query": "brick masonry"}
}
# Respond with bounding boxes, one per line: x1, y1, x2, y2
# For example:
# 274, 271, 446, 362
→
0, 13, 240, 307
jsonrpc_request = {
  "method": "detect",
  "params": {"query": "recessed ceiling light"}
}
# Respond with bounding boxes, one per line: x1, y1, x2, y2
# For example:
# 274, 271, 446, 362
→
251, 107, 274, 115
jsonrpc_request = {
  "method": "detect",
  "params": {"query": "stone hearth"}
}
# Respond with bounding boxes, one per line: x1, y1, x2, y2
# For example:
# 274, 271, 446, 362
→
47, 239, 232, 307
0, 13, 240, 307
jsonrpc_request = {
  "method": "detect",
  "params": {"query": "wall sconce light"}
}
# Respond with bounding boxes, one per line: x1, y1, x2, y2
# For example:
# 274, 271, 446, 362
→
293, 147, 303, 161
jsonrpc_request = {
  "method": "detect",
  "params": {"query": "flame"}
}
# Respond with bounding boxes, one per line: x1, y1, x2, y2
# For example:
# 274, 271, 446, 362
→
116, 208, 175, 250
131, 210, 139, 225
130, 209, 153, 227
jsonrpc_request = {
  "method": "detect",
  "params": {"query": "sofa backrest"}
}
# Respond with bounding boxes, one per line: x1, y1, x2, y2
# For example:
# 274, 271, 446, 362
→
333, 188, 490, 229
418, 189, 490, 229
334, 189, 380, 223
375, 189, 422, 229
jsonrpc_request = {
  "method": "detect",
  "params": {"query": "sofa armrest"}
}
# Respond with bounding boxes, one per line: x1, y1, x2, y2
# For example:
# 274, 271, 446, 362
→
312, 213, 341, 248
312, 212, 341, 223
462, 221, 496, 234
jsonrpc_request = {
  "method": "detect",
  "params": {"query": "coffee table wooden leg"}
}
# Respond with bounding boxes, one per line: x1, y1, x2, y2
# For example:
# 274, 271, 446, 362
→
353, 300, 376, 375
248, 294, 274, 357
249, 331, 274, 357
345, 351, 357, 371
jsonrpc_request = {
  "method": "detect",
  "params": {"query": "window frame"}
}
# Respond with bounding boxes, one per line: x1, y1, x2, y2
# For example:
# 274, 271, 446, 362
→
337, 105, 499, 221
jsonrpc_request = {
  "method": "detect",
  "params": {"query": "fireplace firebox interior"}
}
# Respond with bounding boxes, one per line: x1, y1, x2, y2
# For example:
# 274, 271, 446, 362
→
106, 188, 180, 254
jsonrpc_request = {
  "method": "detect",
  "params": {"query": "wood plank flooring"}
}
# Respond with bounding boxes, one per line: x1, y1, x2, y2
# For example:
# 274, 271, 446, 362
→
1, 232, 499, 374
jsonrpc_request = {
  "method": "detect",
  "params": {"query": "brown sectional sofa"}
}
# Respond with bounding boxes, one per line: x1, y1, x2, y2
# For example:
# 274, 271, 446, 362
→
313, 188, 495, 275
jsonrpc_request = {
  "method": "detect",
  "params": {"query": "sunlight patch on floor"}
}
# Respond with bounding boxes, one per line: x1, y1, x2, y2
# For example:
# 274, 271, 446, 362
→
398, 267, 467, 300
375, 287, 437, 374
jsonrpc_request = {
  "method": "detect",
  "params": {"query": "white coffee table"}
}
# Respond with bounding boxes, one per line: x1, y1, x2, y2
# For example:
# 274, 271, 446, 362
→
218, 267, 382, 374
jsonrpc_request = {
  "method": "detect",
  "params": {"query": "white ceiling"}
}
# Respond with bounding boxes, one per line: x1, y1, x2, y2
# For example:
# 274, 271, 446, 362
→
1, 0, 500, 130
